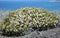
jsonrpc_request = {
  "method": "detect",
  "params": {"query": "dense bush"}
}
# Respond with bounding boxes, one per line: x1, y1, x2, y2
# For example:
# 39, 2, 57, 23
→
0, 7, 59, 36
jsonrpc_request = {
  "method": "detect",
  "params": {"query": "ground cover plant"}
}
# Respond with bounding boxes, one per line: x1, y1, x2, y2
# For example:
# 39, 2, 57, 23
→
0, 7, 59, 36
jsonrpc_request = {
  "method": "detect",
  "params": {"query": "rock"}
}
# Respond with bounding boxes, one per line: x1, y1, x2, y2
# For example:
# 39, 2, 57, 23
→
0, 28, 60, 38
22, 28, 60, 38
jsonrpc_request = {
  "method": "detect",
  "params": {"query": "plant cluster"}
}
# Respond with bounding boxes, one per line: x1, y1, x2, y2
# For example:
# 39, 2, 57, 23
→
0, 7, 59, 36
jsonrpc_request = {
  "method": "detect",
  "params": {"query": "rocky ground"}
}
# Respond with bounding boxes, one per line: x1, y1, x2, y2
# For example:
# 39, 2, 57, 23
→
0, 27, 60, 38
0, 11, 9, 19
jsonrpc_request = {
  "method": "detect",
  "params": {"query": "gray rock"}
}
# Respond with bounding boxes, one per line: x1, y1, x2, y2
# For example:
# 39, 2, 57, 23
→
0, 27, 60, 38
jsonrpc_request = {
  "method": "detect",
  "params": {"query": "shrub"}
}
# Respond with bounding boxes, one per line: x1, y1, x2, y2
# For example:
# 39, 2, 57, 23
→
0, 7, 59, 36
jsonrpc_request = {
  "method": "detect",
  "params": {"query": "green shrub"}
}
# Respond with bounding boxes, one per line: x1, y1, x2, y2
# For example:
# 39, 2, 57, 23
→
0, 7, 59, 36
